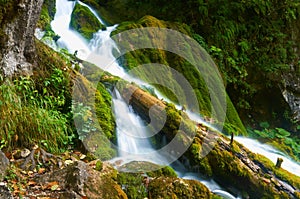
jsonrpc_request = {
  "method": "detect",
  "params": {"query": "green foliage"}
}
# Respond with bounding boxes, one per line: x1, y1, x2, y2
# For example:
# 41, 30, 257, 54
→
0, 77, 70, 153
259, 121, 270, 129
248, 127, 300, 161
72, 102, 96, 140
70, 2, 105, 40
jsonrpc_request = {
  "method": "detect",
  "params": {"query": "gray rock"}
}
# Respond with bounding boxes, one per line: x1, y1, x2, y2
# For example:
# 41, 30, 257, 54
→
281, 72, 300, 122
0, 0, 44, 76
34, 161, 127, 199
0, 151, 9, 181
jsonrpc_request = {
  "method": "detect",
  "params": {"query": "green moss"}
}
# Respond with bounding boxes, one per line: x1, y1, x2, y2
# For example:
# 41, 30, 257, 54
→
95, 160, 103, 171
146, 166, 177, 178
70, 3, 105, 40
95, 83, 115, 140
250, 153, 300, 190
148, 177, 214, 199
79, 61, 117, 140
37, 0, 56, 30
112, 15, 246, 135
117, 172, 147, 199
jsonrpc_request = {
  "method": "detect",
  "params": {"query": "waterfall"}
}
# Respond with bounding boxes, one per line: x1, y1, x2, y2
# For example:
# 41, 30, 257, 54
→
45, 0, 300, 198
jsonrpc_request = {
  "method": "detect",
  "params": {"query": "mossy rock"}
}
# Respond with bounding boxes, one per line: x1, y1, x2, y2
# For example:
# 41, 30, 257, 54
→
148, 177, 215, 199
70, 2, 105, 40
147, 166, 178, 178
117, 172, 147, 199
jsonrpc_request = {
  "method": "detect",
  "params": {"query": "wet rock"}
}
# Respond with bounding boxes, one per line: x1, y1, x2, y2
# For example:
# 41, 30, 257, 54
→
0, 151, 9, 181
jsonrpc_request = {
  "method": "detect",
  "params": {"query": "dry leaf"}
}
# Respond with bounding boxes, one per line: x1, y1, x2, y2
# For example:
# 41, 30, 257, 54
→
51, 184, 59, 191
43, 181, 59, 190
65, 159, 73, 165
27, 181, 36, 186
38, 168, 46, 174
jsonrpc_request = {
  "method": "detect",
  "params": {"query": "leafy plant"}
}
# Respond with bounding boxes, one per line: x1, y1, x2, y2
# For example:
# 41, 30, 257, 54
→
247, 126, 300, 161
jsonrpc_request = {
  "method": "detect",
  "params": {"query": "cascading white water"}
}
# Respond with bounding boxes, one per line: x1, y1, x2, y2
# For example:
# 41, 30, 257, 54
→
179, 172, 241, 199
51, 0, 165, 163
51, 0, 90, 58
235, 136, 300, 176
110, 90, 168, 166
46, 1, 300, 198
113, 90, 154, 156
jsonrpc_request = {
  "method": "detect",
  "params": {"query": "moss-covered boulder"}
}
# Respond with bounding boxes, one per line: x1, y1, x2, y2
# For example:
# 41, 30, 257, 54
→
117, 172, 148, 199
70, 3, 105, 40
148, 177, 217, 199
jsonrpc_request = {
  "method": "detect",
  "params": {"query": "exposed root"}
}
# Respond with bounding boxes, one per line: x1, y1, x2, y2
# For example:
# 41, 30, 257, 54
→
20, 145, 59, 171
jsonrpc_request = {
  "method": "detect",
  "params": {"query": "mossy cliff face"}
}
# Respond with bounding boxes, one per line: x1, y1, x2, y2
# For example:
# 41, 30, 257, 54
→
0, 0, 44, 76
70, 2, 105, 40
112, 15, 246, 135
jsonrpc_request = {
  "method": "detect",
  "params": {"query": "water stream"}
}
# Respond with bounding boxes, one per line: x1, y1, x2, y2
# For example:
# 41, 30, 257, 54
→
235, 136, 300, 176
44, 0, 299, 198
